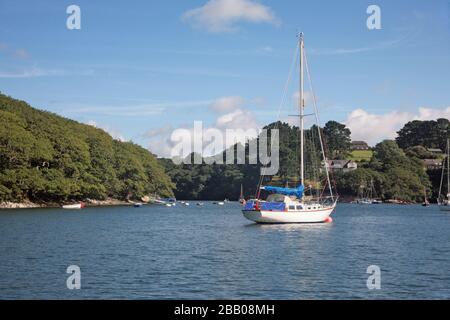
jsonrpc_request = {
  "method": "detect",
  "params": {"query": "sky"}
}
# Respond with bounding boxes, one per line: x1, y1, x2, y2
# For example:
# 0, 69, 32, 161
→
1, 0, 449, 157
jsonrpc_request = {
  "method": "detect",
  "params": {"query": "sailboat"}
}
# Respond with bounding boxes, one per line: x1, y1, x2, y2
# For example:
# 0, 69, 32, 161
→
438, 139, 450, 211
422, 187, 429, 207
356, 179, 380, 204
242, 33, 337, 224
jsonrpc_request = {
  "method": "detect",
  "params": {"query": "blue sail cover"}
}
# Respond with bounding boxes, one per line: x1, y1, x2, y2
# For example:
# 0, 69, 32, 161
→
262, 185, 304, 199
244, 200, 286, 211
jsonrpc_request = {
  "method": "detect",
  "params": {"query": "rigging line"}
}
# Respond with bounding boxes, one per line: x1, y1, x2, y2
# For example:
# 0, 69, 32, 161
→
303, 47, 334, 200
275, 42, 299, 124
256, 42, 299, 197
309, 128, 321, 198
439, 140, 447, 200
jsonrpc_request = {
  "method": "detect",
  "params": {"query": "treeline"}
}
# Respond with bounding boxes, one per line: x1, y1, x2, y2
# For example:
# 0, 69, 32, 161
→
1, 92, 448, 204
0, 93, 174, 203
160, 121, 351, 200
161, 119, 450, 203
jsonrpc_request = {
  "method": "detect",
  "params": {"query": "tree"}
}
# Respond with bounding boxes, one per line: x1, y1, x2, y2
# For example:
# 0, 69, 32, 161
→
396, 119, 450, 150
0, 93, 174, 203
323, 121, 351, 159
369, 140, 431, 201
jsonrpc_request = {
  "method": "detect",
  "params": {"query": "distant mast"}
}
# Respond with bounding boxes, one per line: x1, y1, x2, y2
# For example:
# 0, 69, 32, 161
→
299, 32, 305, 186
447, 139, 450, 198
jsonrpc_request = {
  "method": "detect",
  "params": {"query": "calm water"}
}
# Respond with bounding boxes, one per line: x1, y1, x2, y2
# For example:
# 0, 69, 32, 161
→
0, 203, 449, 299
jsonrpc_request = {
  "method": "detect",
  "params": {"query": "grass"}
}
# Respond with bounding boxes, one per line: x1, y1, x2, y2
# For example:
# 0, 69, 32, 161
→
347, 150, 373, 162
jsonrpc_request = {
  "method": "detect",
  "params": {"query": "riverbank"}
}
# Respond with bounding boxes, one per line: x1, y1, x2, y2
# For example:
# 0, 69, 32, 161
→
0, 198, 133, 209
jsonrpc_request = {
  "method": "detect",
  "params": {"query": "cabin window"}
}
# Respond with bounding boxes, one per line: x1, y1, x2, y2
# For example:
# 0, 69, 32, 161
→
289, 205, 295, 210
296, 205, 302, 210
308, 207, 311, 210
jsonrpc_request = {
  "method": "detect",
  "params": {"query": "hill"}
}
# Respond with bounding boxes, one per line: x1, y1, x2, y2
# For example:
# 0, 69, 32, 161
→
347, 150, 373, 162
0, 93, 174, 204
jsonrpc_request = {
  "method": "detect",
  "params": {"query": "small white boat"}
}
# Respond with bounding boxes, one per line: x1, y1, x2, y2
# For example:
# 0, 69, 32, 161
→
134, 202, 143, 207
62, 203, 84, 209
217, 202, 225, 206
183, 202, 190, 206
357, 198, 372, 205
196, 202, 204, 206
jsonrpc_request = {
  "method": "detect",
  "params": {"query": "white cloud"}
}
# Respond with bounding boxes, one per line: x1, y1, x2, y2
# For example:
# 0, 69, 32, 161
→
182, 0, 279, 33
215, 108, 257, 130
144, 104, 260, 158
0, 67, 63, 78
63, 100, 211, 117
345, 107, 450, 146
210, 96, 245, 113
87, 120, 125, 142
309, 38, 405, 56
0, 67, 93, 78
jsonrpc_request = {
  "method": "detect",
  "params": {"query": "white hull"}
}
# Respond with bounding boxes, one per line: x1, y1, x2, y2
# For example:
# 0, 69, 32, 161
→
242, 205, 335, 224
62, 203, 82, 209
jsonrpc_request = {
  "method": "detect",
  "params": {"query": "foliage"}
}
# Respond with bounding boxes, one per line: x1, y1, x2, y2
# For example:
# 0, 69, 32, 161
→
347, 150, 373, 162
323, 120, 352, 159
0, 93, 174, 202
396, 119, 450, 150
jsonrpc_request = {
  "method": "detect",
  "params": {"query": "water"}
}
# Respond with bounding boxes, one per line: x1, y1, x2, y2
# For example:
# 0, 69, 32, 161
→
0, 203, 449, 299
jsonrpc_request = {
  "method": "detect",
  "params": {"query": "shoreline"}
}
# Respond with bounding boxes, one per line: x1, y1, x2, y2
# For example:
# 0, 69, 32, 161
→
1, 199, 426, 209
0, 198, 133, 210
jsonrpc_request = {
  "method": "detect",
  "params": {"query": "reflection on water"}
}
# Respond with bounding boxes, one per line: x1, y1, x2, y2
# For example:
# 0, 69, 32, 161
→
0, 203, 449, 299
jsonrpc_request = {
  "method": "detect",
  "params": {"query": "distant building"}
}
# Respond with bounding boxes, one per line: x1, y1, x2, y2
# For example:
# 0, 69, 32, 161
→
325, 160, 358, 173
351, 141, 369, 150
426, 148, 443, 155
422, 159, 443, 170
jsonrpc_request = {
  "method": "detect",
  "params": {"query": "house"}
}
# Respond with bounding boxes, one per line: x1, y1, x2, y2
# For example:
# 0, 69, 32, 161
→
422, 159, 443, 170
351, 141, 369, 150
325, 160, 358, 173
426, 148, 443, 155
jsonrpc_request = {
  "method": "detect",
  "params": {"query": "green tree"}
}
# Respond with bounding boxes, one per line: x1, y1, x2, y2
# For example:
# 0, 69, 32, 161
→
323, 121, 351, 159
0, 93, 174, 203
396, 119, 450, 150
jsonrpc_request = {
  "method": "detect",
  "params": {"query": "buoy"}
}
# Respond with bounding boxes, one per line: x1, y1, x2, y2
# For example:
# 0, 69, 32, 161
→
324, 217, 333, 223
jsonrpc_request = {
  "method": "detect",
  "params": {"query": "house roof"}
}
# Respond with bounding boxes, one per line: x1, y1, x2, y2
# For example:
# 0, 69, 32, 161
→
422, 159, 443, 166
325, 160, 357, 168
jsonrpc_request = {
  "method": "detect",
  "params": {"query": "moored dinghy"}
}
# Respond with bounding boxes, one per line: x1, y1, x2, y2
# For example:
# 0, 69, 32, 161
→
62, 202, 85, 209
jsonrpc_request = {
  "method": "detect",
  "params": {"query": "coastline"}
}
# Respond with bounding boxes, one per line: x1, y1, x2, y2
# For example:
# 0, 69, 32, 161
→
0, 198, 133, 210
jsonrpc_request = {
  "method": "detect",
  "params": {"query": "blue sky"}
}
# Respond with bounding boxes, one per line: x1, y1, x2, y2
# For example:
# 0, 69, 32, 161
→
1, 0, 449, 155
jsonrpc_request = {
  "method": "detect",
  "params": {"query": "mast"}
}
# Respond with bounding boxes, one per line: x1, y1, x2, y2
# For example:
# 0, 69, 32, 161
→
299, 32, 305, 186
447, 139, 449, 198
